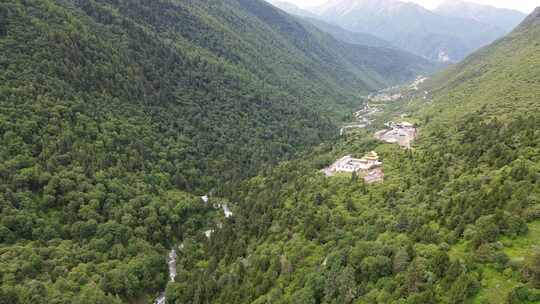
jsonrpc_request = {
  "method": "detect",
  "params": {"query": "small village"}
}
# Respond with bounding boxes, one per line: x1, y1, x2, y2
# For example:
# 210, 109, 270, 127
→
375, 121, 417, 149
409, 75, 428, 91
326, 74, 422, 184
324, 120, 417, 184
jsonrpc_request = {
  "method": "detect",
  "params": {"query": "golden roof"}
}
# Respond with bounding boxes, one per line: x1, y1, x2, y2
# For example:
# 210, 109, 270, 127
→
365, 151, 379, 160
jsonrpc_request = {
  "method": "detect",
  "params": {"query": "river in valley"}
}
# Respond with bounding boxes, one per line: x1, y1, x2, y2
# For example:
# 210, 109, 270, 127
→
155, 249, 178, 304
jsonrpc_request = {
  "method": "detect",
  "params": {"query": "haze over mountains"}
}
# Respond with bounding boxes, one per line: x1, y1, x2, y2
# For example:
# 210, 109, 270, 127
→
435, 0, 527, 31
269, 0, 526, 62
269, 0, 396, 48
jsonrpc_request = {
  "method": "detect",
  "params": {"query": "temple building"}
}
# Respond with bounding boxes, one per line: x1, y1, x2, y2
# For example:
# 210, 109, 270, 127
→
323, 151, 382, 176
375, 121, 417, 149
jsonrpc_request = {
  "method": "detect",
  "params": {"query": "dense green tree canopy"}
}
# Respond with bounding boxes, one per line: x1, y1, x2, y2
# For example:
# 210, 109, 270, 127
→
0, 0, 538, 303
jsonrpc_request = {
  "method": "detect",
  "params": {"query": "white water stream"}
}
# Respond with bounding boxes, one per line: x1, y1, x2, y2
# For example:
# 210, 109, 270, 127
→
155, 197, 234, 303
154, 249, 178, 304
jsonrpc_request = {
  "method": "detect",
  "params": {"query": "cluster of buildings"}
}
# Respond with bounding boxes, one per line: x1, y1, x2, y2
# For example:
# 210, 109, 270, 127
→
322, 151, 384, 183
363, 168, 385, 184
375, 121, 417, 149
409, 76, 428, 91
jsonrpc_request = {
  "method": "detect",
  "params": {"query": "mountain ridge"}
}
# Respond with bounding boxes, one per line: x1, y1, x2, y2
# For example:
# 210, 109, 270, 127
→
422, 4, 540, 121
268, 0, 396, 48
519, 6, 540, 28
435, 0, 526, 33
299, 0, 526, 62
300, 16, 394, 48
267, 0, 318, 17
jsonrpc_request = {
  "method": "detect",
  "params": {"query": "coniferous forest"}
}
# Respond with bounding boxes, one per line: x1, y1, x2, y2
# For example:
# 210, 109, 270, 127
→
0, 0, 539, 304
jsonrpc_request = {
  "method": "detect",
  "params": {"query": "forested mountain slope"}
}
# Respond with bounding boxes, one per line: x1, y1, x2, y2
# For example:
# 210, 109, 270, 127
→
0, 0, 436, 303
163, 7, 540, 304
229, 0, 437, 87
422, 6, 540, 123
0, 0, 437, 192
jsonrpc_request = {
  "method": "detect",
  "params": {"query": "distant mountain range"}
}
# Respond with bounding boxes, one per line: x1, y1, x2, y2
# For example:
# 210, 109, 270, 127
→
425, 5, 540, 119
269, 0, 395, 48
435, 0, 527, 31
300, 17, 395, 48
268, 0, 526, 62
267, 0, 317, 18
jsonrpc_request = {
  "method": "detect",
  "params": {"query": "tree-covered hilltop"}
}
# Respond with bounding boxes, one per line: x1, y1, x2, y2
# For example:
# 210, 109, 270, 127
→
161, 7, 540, 304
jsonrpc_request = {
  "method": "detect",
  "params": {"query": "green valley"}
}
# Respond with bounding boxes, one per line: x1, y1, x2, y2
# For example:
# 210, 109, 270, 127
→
0, 0, 437, 302
0, 0, 539, 304
160, 7, 540, 304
